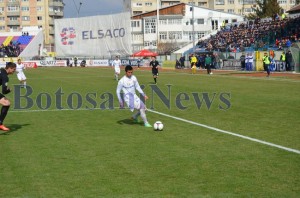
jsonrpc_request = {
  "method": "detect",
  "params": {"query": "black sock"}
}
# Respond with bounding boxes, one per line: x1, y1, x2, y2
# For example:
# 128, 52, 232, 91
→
154, 78, 157, 83
0, 106, 10, 125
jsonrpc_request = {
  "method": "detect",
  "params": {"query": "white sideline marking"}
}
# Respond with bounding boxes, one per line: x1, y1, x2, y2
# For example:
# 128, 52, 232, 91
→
147, 109, 300, 155
10, 107, 300, 155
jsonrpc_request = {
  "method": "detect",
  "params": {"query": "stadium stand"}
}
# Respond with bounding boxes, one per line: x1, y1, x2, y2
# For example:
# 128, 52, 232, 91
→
0, 34, 36, 57
195, 16, 300, 52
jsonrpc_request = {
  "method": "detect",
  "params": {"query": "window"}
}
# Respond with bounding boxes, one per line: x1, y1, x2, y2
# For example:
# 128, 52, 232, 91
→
239, 0, 256, 4
159, 32, 167, 40
133, 11, 142, 15
145, 41, 157, 47
145, 18, 156, 34
197, 19, 204, 24
228, 0, 234, 4
228, 9, 235, 13
9, 16, 18, 21
22, 16, 30, 21
36, 7, 42, 11
7, 6, 19, 12
244, 8, 253, 13
198, 2, 207, 6
195, 32, 205, 40
22, 0, 29, 2
37, 16, 42, 20
9, 26, 18, 31
277, 0, 287, 4
215, 0, 225, 5
0, 7, 4, 12
145, 2, 152, 6
131, 20, 140, 28
159, 19, 167, 25
144, 41, 150, 46
21, 7, 29, 11
0, 26, 5, 30
0, 17, 4, 21
168, 19, 181, 25
169, 31, 182, 40
134, 3, 142, 7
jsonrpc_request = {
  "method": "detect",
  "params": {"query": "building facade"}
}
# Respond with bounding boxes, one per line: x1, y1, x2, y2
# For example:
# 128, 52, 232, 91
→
126, 0, 296, 17
0, 0, 64, 47
131, 3, 244, 53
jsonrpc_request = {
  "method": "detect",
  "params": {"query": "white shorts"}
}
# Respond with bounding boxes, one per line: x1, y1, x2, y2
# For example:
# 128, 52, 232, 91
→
115, 67, 120, 74
17, 72, 26, 81
124, 93, 145, 112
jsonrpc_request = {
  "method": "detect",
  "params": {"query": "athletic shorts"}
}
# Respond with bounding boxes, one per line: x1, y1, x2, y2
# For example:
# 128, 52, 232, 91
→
115, 67, 120, 74
123, 93, 145, 112
17, 72, 27, 81
152, 71, 158, 76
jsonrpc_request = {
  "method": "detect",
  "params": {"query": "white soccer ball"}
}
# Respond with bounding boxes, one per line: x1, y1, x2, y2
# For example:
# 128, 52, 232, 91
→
153, 121, 164, 131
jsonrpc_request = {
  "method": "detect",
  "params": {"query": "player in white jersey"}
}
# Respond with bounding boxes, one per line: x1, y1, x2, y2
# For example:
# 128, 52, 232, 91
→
16, 58, 27, 88
116, 65, 152, 127
112, 56, 122, 81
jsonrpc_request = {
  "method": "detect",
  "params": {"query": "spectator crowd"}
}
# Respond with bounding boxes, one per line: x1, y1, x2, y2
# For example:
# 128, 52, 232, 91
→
196, 15, 300, 52
0, 41, 21, 58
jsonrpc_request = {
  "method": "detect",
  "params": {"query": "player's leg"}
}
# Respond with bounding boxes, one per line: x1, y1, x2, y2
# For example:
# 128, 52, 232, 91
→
0, 96, 11, 131
267, 64, 270, 77
133, 95, 151, 127
140, 108, 151, 127
206, 64, 209, 74
21, 73, 27, 88
115, 69, 120, 81
17, 73, 23, 87
131, 110, 140, 123
153, 73, 157, 84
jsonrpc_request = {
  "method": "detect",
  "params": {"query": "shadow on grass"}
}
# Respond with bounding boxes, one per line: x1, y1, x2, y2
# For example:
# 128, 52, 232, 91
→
0, 123, 30, 135
117, 118, 143, 126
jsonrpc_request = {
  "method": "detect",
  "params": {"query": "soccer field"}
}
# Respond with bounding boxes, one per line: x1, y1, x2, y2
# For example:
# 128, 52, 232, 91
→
0, 67, 299, 197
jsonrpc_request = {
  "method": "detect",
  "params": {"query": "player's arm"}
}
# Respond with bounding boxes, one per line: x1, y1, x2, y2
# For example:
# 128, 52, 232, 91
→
2, 76, 10, 94
116, 81, 124, 107
134, 79, 148, 100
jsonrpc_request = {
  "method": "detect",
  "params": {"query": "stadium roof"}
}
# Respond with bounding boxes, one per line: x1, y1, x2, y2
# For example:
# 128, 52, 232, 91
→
287, 4, 300, 13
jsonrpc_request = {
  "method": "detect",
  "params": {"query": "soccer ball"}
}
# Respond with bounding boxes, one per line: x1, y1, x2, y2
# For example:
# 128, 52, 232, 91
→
153, 121, 164, 131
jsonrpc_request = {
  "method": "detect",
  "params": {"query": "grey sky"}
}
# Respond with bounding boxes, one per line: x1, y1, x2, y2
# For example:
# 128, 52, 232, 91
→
63, 0, 124, 18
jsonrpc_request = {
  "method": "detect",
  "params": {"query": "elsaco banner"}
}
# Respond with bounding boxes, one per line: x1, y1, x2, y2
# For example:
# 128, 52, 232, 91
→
55, 12, 132, 57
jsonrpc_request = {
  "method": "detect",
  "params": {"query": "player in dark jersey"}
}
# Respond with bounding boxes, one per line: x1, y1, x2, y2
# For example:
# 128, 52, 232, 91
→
149, 56, 160, 84
0, 62, 16, 131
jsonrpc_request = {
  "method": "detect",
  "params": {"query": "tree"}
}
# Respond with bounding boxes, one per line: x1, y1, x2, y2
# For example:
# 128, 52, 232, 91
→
248, 0, 282, 19
296, 0, 300, 5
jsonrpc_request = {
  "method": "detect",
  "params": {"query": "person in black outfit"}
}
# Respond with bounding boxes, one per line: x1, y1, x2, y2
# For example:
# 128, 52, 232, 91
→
179, 56, 185, 68
285, 51, 293, 71
149, 56, 159, 84
74, 57, 78, 67
240, 53, 246, 70
0, 62, 16, 131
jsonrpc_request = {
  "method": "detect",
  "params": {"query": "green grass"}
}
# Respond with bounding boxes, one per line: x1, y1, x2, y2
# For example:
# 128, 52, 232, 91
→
0, 67, 299, 197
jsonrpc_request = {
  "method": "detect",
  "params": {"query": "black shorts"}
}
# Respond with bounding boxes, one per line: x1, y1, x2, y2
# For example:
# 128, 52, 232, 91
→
152, 71, 159, 76
0, 93, 5, 99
